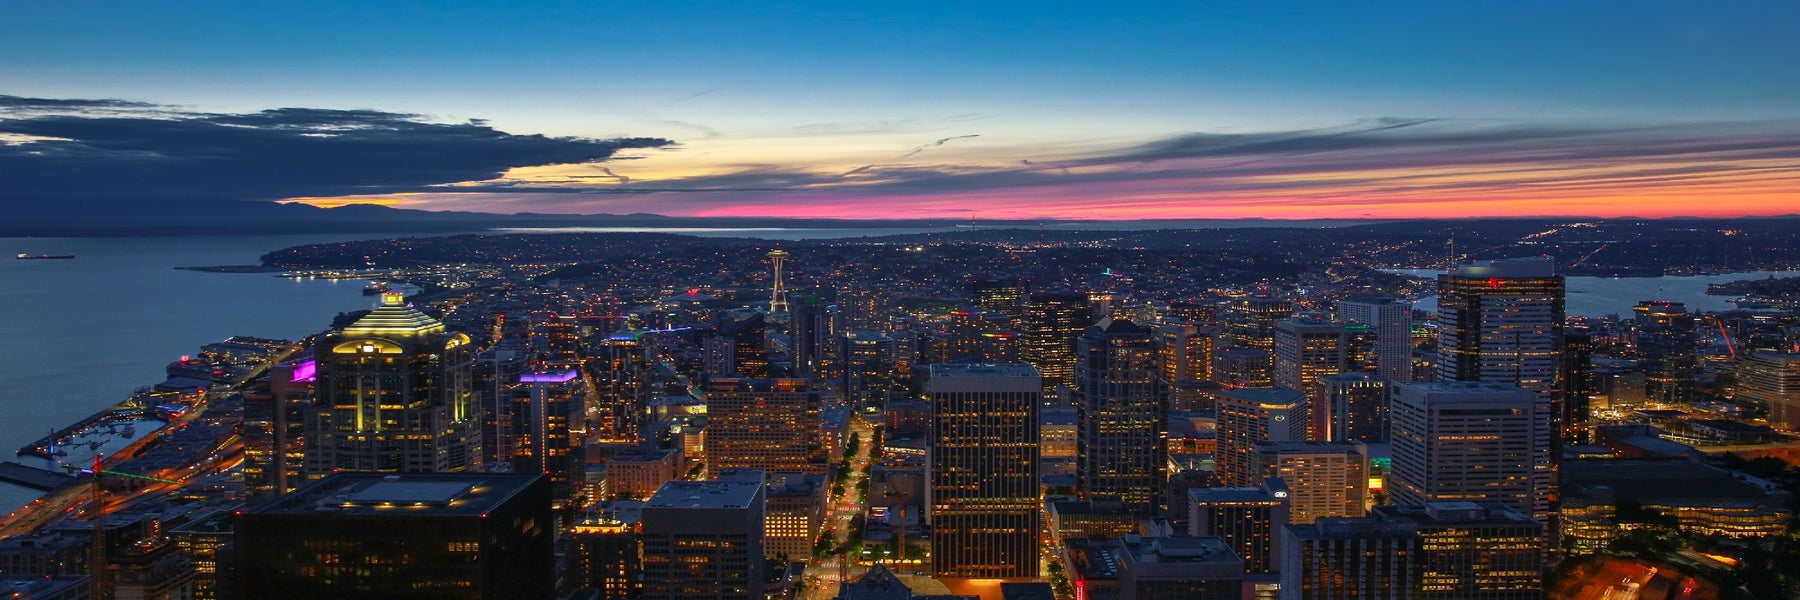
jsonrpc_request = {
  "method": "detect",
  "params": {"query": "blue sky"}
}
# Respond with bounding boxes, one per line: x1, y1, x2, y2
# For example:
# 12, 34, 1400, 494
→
4, 2, 1799, 219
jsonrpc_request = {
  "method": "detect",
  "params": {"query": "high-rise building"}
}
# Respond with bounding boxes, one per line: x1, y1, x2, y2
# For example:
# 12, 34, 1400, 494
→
841, 330, 902, 405
1388, 381, 1544, 520
1435, 257, 1564, 444
1562, 325, 1595, 441
790, 295, 832, 377
303, 293, 479, 478
594, 329, 647, 443
1634, 301, 1698, 403
1212, 347, 1274, 389
1281, 502, 1543, 600
971, 278, 1031, 321
1188, 479, 1291, 575
571, 501, 645, 599
1311, 372, 1387, 443
1076, 319, 1167, 516
641, 473, 768, 600
1216, 388, 1309, 487
474, 342, 530, 462
1250, 441, 1368, 525
1229, 296, 1294, 352
1336, 296, 1414, 383
1022, 292, 1094, 389
1736, 351, 1800, 430
246, 357, 315, 499
763, 472, 827, 561
705, 378, 826, 475
927, 364, 1041, 578
1157, 322, 1217, 384
707, 312, 771, 379
1274, 318, 1349, 434
236, 473, 554, 600
515, 369, 582, 510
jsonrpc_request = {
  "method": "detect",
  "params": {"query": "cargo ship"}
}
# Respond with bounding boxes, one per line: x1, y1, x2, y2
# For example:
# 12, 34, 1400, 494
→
15, 253, 75, 260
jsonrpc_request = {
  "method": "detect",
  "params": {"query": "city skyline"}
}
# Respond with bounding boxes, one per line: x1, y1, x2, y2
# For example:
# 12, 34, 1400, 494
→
4, 3, 1800, 222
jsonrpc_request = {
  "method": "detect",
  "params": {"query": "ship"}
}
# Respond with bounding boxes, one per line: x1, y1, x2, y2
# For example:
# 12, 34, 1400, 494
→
16, 253, 75, 260
362, 281, 390, 295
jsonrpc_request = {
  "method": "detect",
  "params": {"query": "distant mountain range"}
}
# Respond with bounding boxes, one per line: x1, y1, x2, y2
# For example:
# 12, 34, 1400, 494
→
1, 197, 1793, 237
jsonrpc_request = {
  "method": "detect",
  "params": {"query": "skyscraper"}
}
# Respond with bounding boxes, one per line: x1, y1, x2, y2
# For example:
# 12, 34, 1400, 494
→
705, 378, 826, 475
1337, 295, 1414, 383
927, 363, 1041, 578
236, 472, 553, 600
1634, 300, 1698, 403
303, 293, 479, 478
594, 329, 647, 443
1188, 479, 1291, 575
641, 474, 768, 600
1249, 441, 1368, 525
1311, 372, 1388, 443
1022, 292, 1094, 389
1282, 503, 1543, 600
970, 277, 1031, 321
1388, 381, 1543, 520
1435, 256, 1563, 433
706, 312, 771, 379
515, 369, 582, 509
1736, 351, 1800, 430
1216, 388, 1309, 487
1075, 319, 1167, 516
1274, 318, 1349, 435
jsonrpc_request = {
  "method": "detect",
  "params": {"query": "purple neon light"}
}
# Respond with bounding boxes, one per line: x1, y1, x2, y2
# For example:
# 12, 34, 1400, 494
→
520, 370, 578, 384
290, 360, 318, 383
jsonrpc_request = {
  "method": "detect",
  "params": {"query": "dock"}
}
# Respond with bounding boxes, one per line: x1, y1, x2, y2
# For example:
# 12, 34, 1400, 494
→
0, 462, 77, 491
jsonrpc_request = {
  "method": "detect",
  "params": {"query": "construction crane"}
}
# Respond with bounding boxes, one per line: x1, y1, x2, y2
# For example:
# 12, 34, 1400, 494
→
59, 454, 180, 600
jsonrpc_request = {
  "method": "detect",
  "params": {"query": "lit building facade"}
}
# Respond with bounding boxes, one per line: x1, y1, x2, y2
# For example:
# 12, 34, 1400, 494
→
1388, 382, 1544, 520
927, 363, 1041, 578
1022, 292, 1094, 389
303, 293, 479, 478
641, 473, 767, 600
1250, 441, 1368, 525
1336, 295, 1414, 384
1736, 350, 1800, 430
1216, 388, 1309, 487
1076, 319, 1167, 516
1633, 301, 1698, 403
1188, 480, 1291, 575
705, 378, 826, 475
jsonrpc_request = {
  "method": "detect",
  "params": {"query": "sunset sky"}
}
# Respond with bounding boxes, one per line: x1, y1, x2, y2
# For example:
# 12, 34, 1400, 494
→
3, 2, 1798, 221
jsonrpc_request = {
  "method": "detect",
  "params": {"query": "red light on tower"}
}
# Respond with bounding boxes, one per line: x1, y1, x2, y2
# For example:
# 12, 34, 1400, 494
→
1486, 277, 1503, 289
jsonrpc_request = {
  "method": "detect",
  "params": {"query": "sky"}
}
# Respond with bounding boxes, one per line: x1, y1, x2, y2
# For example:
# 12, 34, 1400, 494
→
3, 1, 1799, 221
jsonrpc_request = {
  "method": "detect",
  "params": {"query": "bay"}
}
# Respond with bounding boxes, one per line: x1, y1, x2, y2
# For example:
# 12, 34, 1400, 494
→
1388, 269, 1800, 318
0, 234, 408, 511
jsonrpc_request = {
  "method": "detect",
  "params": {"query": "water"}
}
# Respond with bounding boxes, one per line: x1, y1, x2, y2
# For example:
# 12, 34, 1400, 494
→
1387, 269, 1800, 318
0, 234, 404, 511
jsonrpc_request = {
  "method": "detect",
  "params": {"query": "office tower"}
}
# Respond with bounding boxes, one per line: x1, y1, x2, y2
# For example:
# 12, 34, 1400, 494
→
1022, 292, 1094, 389
1336, 295, 1414, 383
1213, 347, 1273, 389
536, 314, 584, 364
706, 312, 771, 379
1736, 351, 1800, 429
1634, 301, 1698, 403
1166, 299, 1223, 324
705, 378, 826, 475
1087, 291, 1115, 320
1188, 480, 1291, 575
768, 248, 790, 312
641, 474, 768, 600
303, 293, 479, 478
1281, 503, 1542, 600
1076, 536, 1245, 600
1229, 296, 1294, 352
946, 309, 1021, 363
1075, 319, 1167, 516
841, 329, 901, 405
835, 282, 886, 332
1435, 257, 1564, 440
1311, 372, 1388, 442
927, 364, 1042, 578
571, 501, 645, 599
515, 370, 582, 509
1250, 441, 1368, 524
1562, 326, 1595, 441
595, 329, 647, 443
1274, 318, 1349, 435
790, 295, 832, 377
1157, 322, 1216, 384
763, 472, 827, 561
246, 357, 315, 499
1216, 388, 1309, 487
1388, 381, 1543, 520
474, 341, 530, 462
971, 277, 1031, 320
236, 473, 554, 600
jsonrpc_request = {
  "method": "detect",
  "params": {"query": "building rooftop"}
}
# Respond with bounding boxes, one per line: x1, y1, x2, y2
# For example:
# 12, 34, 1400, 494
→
1218, 387, 1305, 407
1449, 256, 1557, 278
927, 363, 1041, 378
647, 478, 764, 509
246, 473, 543, 518
1394, 380, 1532, 396
342, 293, 446, 337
